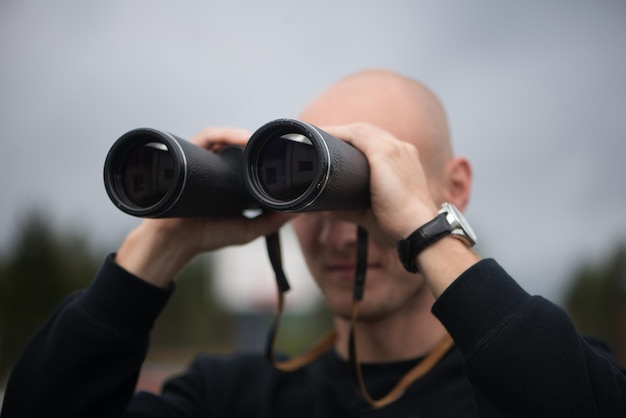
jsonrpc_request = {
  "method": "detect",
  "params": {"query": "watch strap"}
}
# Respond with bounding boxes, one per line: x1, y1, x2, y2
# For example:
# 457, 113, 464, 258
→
397, 213, 452, 273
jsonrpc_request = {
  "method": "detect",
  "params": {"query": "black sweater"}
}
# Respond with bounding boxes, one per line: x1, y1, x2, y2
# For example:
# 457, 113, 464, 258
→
2, 256, 625, 417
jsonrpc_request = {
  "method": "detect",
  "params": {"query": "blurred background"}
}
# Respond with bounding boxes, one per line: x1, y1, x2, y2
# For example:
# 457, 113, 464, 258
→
1, 0, 625, 394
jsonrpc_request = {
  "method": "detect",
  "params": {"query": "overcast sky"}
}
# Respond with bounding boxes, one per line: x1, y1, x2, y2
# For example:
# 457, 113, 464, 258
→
1, 1, 625, 307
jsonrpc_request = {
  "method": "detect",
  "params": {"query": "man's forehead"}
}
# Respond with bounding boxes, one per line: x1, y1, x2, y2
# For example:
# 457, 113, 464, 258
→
299, 97, 433, 149
298, 70, 451, 169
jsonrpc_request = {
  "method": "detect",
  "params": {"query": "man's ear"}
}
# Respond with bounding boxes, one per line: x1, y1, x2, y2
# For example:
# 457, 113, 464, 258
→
442, 157, 472, 211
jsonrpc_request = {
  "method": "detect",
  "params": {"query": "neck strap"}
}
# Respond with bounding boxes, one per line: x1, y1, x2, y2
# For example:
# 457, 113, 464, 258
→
264, 232, 336, 372
348, 301, 454, 407
264, 228, 453, 408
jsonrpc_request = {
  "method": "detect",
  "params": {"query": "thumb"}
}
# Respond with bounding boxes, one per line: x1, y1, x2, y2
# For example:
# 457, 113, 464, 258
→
239, 211, 293, 243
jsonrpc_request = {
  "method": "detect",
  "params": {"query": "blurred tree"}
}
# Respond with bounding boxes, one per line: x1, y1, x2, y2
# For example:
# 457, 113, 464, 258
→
0, 210, 337, 383
564, 242, 626, 363
147, 256, 333, 361
0, 211, 236, 378
0, 210, 100, 380
148, 255, 234, 354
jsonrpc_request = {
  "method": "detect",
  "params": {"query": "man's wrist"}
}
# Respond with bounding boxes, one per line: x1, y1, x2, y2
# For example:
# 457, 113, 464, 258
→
417, 237, 481, 297
397, 213, 452, 273
395, 202, 480, 296
397, 202, 477, 274
115, 222, 195, 288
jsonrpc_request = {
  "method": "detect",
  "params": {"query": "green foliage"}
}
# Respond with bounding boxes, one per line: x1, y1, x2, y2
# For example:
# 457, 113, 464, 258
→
148, 256, 333, 359
0, 210, 332, 380
564, 242, 626, 356
148, 255, 234, 352
0, 210, 101, 379
273, 306, 334, 355
0, 210, 237, 375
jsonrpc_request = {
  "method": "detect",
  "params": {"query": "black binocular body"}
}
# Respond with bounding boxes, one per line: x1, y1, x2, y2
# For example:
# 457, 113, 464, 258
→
103, 119, 370, 218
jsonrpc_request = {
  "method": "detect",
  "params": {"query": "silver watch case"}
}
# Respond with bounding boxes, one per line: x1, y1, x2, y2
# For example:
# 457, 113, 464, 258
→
438, 203, 477, 247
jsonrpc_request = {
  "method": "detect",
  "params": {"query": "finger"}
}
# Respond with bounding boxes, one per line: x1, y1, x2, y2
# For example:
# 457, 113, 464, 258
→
323, 124, 422, 180
235, 211, 294, 245
189, 126, 252, 150
321, 123, 400, 155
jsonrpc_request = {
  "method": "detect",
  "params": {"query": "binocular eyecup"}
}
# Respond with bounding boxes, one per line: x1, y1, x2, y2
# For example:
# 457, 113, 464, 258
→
103, 119, 370, 218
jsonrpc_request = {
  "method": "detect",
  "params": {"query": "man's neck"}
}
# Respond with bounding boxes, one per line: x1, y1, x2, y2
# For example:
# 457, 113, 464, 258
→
332, 292, 447, 363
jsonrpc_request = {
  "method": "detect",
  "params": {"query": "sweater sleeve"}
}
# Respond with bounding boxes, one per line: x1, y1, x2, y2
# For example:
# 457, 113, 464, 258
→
0, 254, 173, 418
432, 259, 626, 417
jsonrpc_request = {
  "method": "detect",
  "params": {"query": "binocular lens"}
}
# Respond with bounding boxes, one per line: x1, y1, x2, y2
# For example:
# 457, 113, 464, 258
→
105, 127, 257, 218
244, 118, 369, 212
256, 134, 318, 201
121, 142, 175, 207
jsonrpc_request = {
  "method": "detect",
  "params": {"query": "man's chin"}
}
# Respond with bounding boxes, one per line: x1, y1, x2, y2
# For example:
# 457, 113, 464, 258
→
328, 300, 391, 324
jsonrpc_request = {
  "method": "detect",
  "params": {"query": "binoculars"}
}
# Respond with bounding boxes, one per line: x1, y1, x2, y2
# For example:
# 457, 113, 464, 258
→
104, 119, 370, 217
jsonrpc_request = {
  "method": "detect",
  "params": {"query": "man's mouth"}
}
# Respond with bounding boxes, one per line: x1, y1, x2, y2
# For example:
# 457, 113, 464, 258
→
325, 262, 381, 280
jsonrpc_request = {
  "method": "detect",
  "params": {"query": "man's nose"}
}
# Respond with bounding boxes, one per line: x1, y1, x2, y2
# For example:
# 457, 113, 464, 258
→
318, 212, 357, 249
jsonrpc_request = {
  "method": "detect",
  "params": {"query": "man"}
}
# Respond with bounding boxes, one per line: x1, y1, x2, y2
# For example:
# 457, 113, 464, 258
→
2, 69, 624, 417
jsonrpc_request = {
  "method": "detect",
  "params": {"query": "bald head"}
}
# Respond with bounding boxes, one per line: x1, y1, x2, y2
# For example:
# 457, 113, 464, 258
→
298, 69, 452, 180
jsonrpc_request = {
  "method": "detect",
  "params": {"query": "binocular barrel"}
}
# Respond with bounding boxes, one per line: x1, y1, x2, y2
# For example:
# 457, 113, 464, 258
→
243, 119, 370, 212
103, 128, 255, 217
103, 119, 370, 217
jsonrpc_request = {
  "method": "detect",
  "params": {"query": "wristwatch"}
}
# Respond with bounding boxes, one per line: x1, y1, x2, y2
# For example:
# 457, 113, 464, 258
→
397, 203, 477, 273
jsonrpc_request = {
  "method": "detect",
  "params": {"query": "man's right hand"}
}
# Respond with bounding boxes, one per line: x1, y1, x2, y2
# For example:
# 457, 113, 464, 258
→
115, 126, 291, 288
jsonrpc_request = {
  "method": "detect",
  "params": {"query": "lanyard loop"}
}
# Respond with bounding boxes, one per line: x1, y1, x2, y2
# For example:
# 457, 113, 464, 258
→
348, 303, 454, 408
264, 232, 336, 371
264, 227, 453, 408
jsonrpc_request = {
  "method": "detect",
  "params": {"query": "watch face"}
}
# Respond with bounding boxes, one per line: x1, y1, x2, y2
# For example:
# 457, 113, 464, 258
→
441, 203, 477, 246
